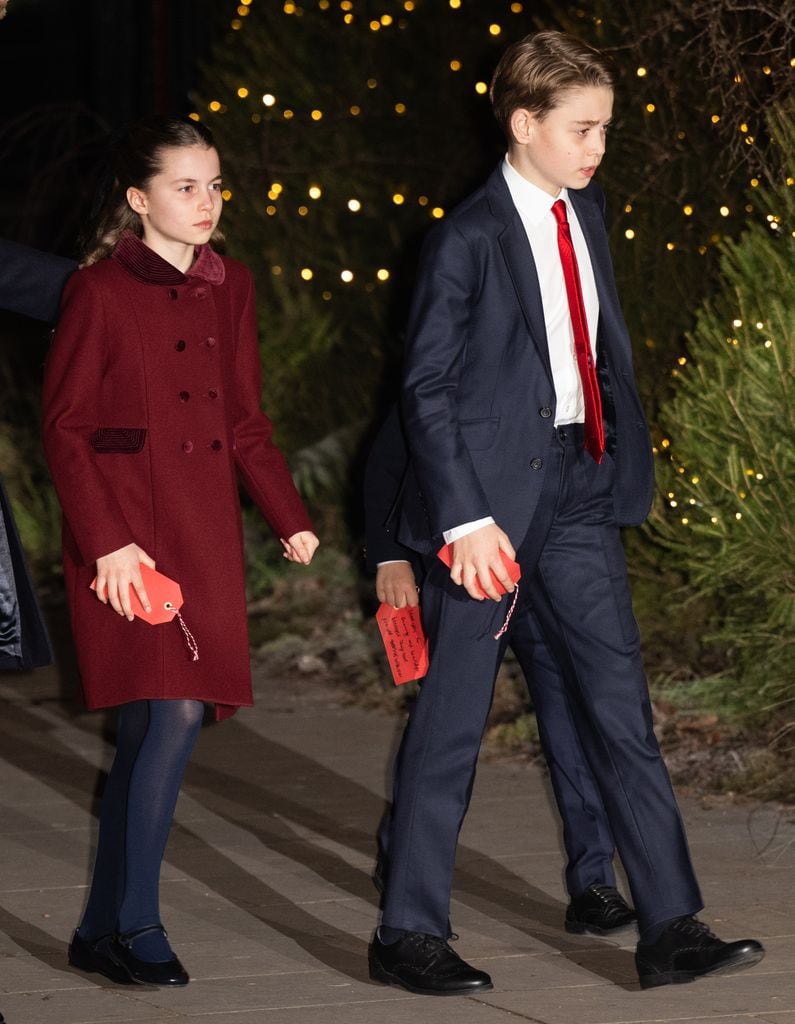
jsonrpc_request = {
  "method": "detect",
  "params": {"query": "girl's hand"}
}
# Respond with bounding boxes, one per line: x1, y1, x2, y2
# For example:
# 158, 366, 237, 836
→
95, 543, 156, 620
280, 531, 319, 565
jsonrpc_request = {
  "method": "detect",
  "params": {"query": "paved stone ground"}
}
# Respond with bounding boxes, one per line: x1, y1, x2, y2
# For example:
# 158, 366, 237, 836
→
0, 641, 793, 1024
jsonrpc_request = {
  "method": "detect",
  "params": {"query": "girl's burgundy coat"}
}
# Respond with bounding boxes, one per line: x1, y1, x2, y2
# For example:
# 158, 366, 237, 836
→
42, 233, 313, 719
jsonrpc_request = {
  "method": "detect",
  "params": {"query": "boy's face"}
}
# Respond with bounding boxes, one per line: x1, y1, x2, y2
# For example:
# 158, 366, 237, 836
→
508, 85, 613, 197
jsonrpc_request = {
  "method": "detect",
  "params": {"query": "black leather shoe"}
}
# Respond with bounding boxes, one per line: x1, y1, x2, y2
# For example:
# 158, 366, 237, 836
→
636, 916, 764, 989
67, 930, 134, 985
565, 883, 638, 936
369, 930, 492, 996
110, 926, 189, 986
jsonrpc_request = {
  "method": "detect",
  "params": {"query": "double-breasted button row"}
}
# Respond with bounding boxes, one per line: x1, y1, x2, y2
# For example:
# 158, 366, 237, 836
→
181, 439, 223, 454
174, 337, 217, 351
530, 457, 543, 470
167, 287, 208, 300
176, 388, 219, 402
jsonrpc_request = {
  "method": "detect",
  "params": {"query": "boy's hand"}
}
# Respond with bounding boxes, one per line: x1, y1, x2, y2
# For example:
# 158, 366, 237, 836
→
376, 561, 419, 609
95, 543, 156, 620
281, 531, 320, 565
449, 524, 516, 601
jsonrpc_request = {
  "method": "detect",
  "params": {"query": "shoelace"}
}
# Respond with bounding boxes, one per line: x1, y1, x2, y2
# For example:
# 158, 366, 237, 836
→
408, 933, 456, 964
671, 916, 718, 941
589, 884, 627, 907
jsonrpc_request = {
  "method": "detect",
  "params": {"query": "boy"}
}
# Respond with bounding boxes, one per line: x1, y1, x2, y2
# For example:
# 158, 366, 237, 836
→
369, 31, 763, 994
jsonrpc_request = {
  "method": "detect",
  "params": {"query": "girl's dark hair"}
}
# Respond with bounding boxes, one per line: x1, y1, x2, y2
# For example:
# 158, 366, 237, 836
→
490, 31, 614, 143
82, 115, 223, 265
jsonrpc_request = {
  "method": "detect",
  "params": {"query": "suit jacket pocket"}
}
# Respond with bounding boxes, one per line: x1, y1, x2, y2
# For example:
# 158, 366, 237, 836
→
90, 427, 147, 454
459, 417, 500, 452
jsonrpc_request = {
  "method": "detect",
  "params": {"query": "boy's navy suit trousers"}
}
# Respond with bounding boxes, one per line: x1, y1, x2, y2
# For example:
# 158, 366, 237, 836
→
381, 425, 703, 937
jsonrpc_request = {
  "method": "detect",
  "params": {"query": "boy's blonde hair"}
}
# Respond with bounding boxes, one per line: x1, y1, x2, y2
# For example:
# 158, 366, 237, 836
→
490, 30, 614, 142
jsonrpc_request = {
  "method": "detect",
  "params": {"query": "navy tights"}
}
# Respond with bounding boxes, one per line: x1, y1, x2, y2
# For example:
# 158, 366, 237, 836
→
78, 699, 204, 961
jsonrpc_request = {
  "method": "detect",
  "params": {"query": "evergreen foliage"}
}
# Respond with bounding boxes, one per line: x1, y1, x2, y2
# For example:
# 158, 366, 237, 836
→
648, 105, 794, 723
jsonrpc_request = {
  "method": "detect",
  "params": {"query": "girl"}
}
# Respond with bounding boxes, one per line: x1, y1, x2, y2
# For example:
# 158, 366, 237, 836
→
42, 116, 319, 987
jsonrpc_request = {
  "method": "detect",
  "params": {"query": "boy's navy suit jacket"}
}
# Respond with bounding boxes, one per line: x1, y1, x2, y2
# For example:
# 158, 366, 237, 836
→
396, 162, 654, 556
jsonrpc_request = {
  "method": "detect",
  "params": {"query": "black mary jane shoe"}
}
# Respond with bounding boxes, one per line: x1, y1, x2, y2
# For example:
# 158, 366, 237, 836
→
67, 930, 135, 985
110, 925, 190, 986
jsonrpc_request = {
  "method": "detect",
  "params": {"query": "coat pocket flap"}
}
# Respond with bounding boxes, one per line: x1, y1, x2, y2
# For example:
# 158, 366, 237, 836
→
459, 416, 500, 451
90, 427, 147, 454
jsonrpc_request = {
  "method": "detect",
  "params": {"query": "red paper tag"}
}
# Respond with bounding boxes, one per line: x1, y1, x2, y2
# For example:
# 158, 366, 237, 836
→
437, 544, 521, 597
375, 603, 429, 685
91, 563, 183, 625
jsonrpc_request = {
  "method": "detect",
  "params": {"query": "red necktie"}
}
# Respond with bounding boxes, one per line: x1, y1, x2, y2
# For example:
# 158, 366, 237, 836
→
551, 199, 604, 463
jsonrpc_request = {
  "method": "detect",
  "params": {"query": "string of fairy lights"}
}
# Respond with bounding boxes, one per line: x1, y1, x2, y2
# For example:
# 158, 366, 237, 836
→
191, 0, 791, 535
652, 310, 780, 532
192, 0, 791, 292
189, 0, 527, 297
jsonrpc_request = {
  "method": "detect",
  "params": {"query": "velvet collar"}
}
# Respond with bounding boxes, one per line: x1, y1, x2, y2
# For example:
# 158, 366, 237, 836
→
112, 231, 226, 286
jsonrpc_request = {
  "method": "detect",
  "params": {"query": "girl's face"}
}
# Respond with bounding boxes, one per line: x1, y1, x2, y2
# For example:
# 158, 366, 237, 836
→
127, 144, 223, 261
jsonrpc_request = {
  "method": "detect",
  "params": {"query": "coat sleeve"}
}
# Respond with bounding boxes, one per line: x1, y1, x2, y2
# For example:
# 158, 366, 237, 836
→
229, 270, 314, 540
401, 223, 492, 536
363, 405, 414, 570
41, 271, 137, 565
0, 239, 77, 323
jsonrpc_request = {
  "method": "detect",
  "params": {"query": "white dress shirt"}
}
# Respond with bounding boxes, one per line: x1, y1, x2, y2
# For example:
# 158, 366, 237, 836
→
442, 157, 601, 544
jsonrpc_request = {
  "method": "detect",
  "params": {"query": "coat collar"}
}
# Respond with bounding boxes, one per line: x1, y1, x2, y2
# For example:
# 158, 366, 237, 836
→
112, 231, 226, 286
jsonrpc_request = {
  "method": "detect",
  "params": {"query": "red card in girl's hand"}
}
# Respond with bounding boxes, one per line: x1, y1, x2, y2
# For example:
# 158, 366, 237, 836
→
91, 564, 184, 625
376, 602, 429, 685
437, 543, 521, 597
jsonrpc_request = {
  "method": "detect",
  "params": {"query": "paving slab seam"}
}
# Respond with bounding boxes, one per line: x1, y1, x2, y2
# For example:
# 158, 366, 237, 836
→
467, 995, 553, 1023
150, 994, 416, 1014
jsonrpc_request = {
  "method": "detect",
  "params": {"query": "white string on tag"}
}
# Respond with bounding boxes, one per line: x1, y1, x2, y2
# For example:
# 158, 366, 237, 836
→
164, 603, 199, 661
176, 611, 199, 661
493, 583, 519, 640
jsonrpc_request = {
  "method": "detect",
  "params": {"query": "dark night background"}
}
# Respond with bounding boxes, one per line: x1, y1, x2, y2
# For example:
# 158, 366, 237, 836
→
0, 0, 224, 250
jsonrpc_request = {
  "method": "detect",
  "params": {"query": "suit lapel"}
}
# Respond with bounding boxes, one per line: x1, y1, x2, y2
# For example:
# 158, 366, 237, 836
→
487, 168, 553, 380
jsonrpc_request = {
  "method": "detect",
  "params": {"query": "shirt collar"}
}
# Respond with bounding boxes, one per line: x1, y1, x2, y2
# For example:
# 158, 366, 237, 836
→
112, 231, 226, 286
501, 155, 569, 227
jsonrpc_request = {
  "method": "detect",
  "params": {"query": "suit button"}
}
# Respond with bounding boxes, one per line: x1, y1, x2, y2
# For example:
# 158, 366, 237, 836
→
206, 336, 217, 348
210, 439, 223, 452
168, 288, 178, 300
530, 457, 543, 470
182, 441, 194, 453
175, 339, 186, 352
539, 406, 552, 419
179, 391, 190, 402
207, 388, 218, 400
193, 286, 207, 299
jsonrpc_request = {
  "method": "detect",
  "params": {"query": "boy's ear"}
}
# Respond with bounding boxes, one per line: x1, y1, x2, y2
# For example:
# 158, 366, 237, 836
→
126, 186, 148, 215
508, 107, 536, 146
